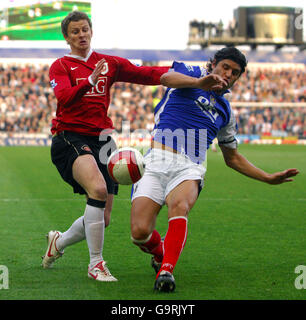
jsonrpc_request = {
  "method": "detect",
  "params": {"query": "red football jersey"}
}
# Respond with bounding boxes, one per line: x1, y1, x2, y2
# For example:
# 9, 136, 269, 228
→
49, 50, 169, 136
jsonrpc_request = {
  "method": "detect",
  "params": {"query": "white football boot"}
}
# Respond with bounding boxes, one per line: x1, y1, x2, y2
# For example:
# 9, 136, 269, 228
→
88, 261, 118, 282
41, 230, 64, 269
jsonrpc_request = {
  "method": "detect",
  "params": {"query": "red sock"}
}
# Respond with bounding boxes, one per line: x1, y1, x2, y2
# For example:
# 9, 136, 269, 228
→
133, 230, 163, 262
157, 216, 188, 277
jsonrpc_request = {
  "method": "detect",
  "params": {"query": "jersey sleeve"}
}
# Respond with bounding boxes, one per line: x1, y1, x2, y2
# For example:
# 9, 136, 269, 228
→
170, 61, 205, 78
49, 59, 93, 108
217, 108, 238, 149
113, 56, 169, 85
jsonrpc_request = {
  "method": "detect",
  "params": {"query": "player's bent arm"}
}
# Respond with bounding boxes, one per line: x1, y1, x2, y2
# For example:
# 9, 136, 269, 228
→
160, 72, 227, 91
219, 145, 299, 185
49, 60, 93, 108
160, 71, 200, 88
114, 56, 169, 85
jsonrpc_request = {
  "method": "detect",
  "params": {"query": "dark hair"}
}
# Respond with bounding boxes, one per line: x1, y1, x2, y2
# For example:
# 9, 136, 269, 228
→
61, 11, 92, 37
206, 47, 247, 75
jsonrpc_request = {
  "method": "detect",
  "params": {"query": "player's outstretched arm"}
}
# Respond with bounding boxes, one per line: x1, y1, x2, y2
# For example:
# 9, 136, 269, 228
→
49, 60, 93, 108
219, 145, 299, 185
160, 72, 227, 91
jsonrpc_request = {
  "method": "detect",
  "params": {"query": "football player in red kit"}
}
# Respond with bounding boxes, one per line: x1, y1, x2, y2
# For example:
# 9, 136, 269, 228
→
41, 11, 169, 282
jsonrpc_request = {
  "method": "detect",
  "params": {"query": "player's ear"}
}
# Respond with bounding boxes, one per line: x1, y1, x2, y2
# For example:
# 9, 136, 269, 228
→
211, 59, 217, 69
64, 35, 70, 45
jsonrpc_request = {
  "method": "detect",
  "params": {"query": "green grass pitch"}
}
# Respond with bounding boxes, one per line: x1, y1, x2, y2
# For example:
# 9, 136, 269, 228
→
0, 144, 305, 300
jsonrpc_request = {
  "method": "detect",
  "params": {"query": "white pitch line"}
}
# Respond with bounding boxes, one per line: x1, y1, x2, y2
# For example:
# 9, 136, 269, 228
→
0, 198, 90, 202
0, 198, 305, 202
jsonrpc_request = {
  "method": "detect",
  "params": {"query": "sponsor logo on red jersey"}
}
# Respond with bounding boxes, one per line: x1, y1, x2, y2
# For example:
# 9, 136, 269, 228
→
76, 77, 107, 96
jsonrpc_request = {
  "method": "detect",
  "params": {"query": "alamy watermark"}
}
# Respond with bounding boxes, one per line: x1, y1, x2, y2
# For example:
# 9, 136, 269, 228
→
294, 265, 306, 289
98, 120, 208, 166
0, 265, 9, 290
294, 8, 303, 30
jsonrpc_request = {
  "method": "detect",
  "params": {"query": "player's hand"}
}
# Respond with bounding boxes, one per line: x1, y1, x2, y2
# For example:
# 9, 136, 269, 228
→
91, 59, 107, 84
266, 168, 299, 185
197, 74, 228, 91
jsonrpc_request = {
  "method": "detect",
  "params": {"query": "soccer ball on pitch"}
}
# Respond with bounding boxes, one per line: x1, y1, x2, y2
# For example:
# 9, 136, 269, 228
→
107, 147, 145, 185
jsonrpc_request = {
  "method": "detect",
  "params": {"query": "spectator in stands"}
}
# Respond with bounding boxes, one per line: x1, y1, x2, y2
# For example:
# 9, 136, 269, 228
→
0, 63, 305, 139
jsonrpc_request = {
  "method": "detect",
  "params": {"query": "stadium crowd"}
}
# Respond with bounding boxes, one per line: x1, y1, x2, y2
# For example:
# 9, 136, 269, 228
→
0, 63, 305, 138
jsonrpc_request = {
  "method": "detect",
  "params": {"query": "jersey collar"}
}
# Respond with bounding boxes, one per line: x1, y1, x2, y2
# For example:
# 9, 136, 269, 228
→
65, 48, 93, 62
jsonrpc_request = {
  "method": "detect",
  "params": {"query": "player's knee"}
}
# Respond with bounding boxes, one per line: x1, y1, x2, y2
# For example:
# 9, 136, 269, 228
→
131, 222, 151, 243
169, 200, 189, 217
88, 184, 108, 201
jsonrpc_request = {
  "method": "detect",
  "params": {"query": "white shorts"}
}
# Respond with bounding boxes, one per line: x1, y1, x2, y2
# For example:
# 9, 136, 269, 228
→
131, 148, 206, 205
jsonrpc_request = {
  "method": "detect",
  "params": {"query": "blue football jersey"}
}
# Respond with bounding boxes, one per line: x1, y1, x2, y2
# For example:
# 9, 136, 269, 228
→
152, 61, 238, 164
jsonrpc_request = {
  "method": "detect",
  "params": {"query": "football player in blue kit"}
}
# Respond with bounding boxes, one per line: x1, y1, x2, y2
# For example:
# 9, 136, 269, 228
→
130, 47, 299, 292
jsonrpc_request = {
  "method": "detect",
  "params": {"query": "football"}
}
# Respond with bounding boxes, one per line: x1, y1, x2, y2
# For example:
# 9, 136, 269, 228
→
107, 147, 145, 185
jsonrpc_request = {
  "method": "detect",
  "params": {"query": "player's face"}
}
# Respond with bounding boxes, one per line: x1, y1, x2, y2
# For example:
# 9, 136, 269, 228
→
64, 20, 92, 56
211, 59, 241, 90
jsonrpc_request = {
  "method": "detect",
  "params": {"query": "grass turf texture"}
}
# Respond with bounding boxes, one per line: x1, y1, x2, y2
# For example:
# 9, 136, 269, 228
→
0, 145, 305, 300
